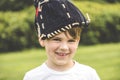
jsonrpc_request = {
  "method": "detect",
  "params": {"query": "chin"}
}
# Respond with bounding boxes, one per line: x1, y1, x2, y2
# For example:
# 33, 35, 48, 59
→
55, 60, 69, 66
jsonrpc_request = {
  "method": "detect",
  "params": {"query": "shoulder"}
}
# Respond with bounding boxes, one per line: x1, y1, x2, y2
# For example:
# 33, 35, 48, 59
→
23, 63, 46, 80
74, 61, 100, 80
25, 65, 43, 75
75, 61, 95, 71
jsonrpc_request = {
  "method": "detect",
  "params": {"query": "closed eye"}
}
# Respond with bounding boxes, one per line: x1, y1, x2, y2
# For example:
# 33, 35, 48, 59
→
68, 39, 76, 42
52, 38, 61, 41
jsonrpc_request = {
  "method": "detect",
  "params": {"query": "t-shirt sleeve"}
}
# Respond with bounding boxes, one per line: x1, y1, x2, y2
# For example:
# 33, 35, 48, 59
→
91, 69, 100, 80
23, 73, 31, 80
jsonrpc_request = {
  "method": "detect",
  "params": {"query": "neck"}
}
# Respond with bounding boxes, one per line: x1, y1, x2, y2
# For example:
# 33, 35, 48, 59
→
46, 60, 75, 71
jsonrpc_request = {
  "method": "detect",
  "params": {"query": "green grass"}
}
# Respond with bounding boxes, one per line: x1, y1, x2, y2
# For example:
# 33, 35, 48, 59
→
0, 43, 120, 80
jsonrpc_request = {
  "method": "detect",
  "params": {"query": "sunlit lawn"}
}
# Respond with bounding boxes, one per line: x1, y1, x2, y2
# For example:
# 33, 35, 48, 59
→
0, 43, 120, 80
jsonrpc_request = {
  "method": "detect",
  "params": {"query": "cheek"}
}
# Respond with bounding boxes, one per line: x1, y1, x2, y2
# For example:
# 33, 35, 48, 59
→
71, 46, 77, 53
45, 43, 58, 53
69, 43, 78, 53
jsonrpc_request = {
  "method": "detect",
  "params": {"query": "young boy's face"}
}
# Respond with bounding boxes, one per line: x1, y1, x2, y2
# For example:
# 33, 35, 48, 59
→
39, 31, 80, 68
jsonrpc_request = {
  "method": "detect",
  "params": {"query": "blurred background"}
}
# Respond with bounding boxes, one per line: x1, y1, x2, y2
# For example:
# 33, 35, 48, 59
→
0, 0, 120, 80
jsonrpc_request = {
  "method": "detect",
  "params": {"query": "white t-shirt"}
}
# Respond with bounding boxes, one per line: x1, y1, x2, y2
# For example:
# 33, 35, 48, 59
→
23, 61, 100, 80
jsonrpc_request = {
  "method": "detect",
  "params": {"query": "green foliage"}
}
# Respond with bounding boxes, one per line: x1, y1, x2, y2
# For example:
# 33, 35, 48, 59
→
74, 0, 120, 3
0, 0, 33, 11
74, 2, 120, 44
0, 43, 120, 80
0, 7, 38, 52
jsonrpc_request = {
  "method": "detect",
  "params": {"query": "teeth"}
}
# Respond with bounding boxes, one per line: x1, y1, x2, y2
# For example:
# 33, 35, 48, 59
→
57, 53, 67, 56
60, 54, 65, 56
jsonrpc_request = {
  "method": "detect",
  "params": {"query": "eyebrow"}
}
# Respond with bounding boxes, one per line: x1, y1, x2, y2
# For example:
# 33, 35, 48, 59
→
53, 36, 74, 40
52, 36, 61, 39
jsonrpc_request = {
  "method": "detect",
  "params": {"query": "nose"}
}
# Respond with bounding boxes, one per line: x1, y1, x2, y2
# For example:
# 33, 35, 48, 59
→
59, 42, 69, 51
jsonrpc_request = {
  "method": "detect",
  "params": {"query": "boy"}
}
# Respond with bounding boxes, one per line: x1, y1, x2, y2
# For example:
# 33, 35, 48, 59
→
23, 0, 100, 80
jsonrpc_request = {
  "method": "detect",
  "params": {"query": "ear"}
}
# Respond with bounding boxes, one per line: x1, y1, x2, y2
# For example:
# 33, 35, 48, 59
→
76, 37, 80, 45
77, 37, 80, 42
78, 37, 80, 42
38, 37, 45, 47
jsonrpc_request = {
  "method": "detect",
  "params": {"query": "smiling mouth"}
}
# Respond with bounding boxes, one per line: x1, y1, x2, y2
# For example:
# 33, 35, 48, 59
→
55, 52, 69, 56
